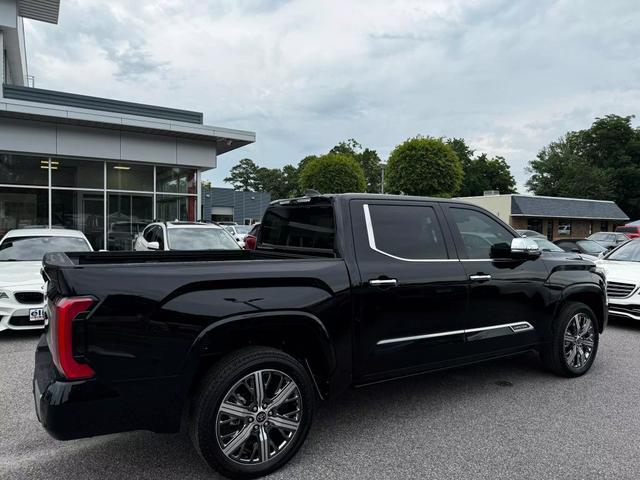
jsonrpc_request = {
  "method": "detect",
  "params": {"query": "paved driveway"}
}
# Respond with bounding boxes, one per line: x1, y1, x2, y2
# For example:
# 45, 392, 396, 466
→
2, 320, 640, 479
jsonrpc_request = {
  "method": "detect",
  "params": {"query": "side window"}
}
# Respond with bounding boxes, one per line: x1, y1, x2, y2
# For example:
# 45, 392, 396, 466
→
143, 226, 155, 242
449, 207, 514, 259
153, 227, 166, 249
366, 204, 448, 260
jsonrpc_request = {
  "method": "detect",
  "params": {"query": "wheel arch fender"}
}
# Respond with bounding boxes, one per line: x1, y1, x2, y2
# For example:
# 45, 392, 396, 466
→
181, 311, 336, 399
555, 283, 607, 334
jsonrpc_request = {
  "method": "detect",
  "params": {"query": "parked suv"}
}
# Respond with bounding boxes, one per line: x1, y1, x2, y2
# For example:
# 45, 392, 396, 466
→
134, 221, 240, 251
35, 194, 606, 479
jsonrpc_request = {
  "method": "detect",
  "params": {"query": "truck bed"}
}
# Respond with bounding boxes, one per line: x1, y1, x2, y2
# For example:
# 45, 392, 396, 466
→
44, 247, 334, 268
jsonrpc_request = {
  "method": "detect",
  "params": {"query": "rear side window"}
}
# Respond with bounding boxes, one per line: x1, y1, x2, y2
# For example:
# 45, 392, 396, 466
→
260, 203, 335, 251
616, 226, 638, 233
449, 207, 514, 259
366, 204, 448, 260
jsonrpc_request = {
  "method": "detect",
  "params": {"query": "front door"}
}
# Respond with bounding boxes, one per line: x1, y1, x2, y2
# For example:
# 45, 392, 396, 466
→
350, 200, 468, 382
442, 204, 548, 354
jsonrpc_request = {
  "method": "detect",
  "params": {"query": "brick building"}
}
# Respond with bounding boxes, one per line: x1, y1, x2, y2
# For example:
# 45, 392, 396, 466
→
458, 194, 629, 240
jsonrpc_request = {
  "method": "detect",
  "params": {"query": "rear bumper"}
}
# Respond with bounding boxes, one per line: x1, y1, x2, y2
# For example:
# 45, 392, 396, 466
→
33, 335, 182, 440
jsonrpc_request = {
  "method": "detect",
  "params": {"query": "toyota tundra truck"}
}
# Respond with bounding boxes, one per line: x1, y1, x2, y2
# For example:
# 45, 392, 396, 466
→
34, 193, 607, 479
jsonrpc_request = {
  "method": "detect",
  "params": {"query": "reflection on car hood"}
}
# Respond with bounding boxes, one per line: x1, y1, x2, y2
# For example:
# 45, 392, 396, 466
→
540, 251, 595, 264
0, 261, 44, 288
595, 260, 640, 284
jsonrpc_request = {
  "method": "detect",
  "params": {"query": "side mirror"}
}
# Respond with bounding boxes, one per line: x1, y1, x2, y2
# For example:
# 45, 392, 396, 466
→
508, 237, 541, 259
571, 248, 581, 253
147, 241, 160, 250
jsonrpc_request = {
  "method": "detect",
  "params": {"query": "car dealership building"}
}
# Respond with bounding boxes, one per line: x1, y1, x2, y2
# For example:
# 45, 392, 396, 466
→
0, 1, 255, 250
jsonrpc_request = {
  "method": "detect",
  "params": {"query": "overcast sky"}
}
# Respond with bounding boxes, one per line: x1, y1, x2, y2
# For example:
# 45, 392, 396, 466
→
23, 0, 640, 191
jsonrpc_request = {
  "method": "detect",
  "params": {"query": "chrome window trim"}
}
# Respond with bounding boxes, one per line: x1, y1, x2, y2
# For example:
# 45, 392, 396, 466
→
376, 321, 534, 345
363, 203, 457, 263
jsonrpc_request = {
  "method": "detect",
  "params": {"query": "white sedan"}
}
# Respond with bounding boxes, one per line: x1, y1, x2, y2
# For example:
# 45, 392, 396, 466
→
0, 228, 93, 332
596, 239, 640, 321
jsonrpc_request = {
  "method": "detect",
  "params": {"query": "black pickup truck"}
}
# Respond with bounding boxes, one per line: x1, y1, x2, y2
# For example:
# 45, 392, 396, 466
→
34, 194, 606, 479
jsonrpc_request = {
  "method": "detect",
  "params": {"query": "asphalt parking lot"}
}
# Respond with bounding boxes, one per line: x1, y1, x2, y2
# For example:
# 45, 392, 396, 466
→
2, 320, 640, 480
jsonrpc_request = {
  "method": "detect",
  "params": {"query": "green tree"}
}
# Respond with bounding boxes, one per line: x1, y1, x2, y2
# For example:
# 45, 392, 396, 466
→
224, 158, 259, 191
281, 164, 302, 197
526, 135, 613, 200
526, 114, 640, 217
254, 167, 286, 199
299, 153, 366, 194
330, 139, 382, 193
385, 136, 463, 197
447, 138, 517, 196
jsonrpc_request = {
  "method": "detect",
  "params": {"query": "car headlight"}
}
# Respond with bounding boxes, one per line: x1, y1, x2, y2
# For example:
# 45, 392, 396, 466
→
0, 291, 8, 300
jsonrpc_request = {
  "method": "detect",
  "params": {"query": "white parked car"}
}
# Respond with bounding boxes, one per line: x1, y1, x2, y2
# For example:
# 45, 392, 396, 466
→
134, 221, 241, 251
223, 224, 253, 248
0, 228, 93, 332
596, 239, 640, 321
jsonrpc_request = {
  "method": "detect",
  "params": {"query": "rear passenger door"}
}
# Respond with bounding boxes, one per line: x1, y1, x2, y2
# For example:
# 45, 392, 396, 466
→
442, 204, 548, 354
350, 199, 468, 382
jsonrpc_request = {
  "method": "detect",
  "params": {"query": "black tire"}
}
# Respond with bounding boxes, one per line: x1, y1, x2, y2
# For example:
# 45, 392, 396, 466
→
540, 301, 599, 377
189, 346, 314, 479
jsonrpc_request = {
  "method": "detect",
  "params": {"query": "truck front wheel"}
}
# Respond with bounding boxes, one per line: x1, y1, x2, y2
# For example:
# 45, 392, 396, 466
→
189, 347, 315, 479
540, 301, 600, 377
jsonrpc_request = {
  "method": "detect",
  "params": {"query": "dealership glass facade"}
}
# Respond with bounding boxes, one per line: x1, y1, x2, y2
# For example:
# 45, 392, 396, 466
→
0, 153, 199, 251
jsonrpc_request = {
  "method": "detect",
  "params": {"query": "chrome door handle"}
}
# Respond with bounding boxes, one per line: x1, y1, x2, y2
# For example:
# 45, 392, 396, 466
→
469, 274, 492, 281
369, 279, 398, 287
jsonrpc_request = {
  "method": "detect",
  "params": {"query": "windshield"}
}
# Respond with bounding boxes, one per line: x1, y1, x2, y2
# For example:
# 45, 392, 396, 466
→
606, 239, 640, 262
576, 240, 606, 254
168, 228, 240, 250
0, 236, 92, 261
234, 225, 252, 235
533, 238, 564, 252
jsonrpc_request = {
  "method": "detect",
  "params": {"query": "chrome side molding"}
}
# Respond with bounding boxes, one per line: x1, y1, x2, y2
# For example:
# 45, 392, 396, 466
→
376, 321, 534, 345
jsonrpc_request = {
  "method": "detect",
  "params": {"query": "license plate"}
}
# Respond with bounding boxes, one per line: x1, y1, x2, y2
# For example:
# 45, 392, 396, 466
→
29, 308, 46, 322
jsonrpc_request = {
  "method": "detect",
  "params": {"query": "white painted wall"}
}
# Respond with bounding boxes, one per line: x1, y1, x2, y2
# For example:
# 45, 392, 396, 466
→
456, 195, 513, 222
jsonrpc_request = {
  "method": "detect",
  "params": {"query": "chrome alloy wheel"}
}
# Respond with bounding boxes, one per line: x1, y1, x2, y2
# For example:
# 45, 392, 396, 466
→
563, 312, 595, 369
215, 369, 302, 465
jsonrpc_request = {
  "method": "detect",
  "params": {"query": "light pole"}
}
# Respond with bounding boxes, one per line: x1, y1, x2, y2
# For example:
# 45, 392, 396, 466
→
380, 162, 387, 194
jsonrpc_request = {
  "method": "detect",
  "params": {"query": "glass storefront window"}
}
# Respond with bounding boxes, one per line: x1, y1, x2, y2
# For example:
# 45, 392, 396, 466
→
0, 187, 49, 238
107, 194, 153, 251
52, 158, 104, 189
0, 154, 49, 186
156, 167, 197, 194
52, 190, 105, 250
156, 195, 196, 222
107, 162, 154, 192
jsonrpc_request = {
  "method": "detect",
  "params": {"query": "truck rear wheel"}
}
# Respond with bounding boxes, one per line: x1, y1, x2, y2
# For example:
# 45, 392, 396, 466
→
189, 347, 314, 479
540, 301, 599, 377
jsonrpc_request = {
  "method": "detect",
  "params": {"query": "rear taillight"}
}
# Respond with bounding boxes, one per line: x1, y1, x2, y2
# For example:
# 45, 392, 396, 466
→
49, 297, 96, 380
244, 235, 257, 250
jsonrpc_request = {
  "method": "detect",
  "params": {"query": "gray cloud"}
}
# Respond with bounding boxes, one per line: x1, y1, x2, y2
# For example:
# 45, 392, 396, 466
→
22, 0, 640, 191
